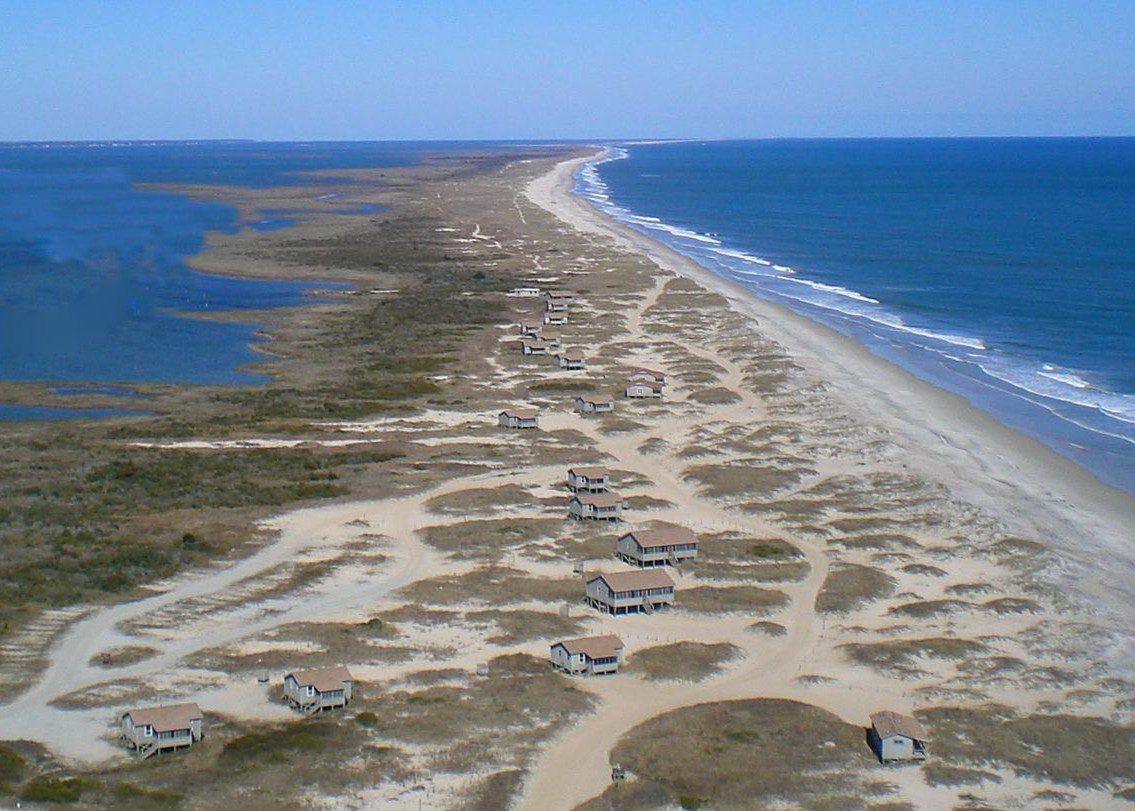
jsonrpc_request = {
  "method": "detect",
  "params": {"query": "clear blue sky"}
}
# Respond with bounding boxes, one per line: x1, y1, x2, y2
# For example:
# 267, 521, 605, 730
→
2, 1, 1133, 140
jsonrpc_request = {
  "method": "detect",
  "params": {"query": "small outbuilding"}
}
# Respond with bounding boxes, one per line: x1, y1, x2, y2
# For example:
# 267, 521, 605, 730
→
555, 350, 586, 370
549, 634, 625, 675
617, 526, 698, 567
567, 465, 609, 492
575, 395, 615, 414
284, 665, 354, 714
499, 409, 539, 429
868, 711, 929, 763
585, 570, 676, 614
625, 381, 664, 399
120, 702, 203, 759
568, 491, 625, 521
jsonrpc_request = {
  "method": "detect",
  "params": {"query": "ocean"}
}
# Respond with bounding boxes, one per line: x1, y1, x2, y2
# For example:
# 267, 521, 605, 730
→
578, 139, 1135, 495
0, 141, 444, 414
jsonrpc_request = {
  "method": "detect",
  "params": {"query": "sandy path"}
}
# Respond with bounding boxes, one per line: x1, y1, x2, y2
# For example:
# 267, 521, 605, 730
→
0, 464, 562, 763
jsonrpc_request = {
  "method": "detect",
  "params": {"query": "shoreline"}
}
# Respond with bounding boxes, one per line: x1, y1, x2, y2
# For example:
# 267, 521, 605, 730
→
528, 150, 1135, 619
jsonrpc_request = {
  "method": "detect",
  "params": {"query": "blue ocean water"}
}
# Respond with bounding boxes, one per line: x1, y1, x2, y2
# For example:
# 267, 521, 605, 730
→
579, 139, 1135, 495
0, 141, 431, 399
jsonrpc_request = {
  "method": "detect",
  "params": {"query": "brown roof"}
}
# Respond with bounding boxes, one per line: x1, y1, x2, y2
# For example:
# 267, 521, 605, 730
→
287, 665, 354, 693
572, 491, 624, 508
521, 339, 548, 348
621, 526, 697, 549
871, 711, 928, 741
627, 381, 664, 391
576, 394, 613, 405
519, 322, 541, 330
589, 569, 675, 592
631, 368, 666, 379
568, 465, 609, 478
501, 408, 539, 419
123, 702, 202, 732
546, 289, 575, 298
553, 634, 624, 660
557, 351, 586, 361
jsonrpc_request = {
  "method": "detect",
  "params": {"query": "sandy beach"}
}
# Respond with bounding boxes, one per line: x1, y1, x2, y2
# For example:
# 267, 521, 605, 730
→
1, 147, 1134, 808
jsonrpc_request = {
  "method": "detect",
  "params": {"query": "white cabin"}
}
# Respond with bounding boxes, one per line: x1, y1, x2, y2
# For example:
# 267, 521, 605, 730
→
575, 395, 614, 414
499, 409, 539, 429
625, 381, 664, 399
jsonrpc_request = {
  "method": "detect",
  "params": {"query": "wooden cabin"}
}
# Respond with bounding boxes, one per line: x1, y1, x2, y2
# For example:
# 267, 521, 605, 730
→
625, 381, 664, 399
520, 338, 550, 356
120, 703, 203, 759
869, 711, 929, 763
544, 290, 573, 313
617, 526, 698, 567
499, 409, 539, 429
568, 491, 624, 521
585, 570, 675, 615
555, 351, 586, 370
567, 466, 609, 492
549, 634, 625, 675
544, 313, 568, 325
284, 666, 354, 714
575, 395, 614, 414
628, 368, 666, 385
518, 321, 542, 337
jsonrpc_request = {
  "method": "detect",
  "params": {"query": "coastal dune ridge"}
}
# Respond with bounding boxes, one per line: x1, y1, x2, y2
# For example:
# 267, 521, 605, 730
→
529, 147, 1135, 630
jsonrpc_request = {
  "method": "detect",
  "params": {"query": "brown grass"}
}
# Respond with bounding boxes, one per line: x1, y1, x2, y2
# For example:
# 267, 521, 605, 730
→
815, 563, 896, 614
463, 609, 584, 645
684, 463, 811, 499
416, 517, 562, 562
841, 637, 988, 676
680, 585, 789, 615
397, 566, 581, 607
624, 642, 741, 682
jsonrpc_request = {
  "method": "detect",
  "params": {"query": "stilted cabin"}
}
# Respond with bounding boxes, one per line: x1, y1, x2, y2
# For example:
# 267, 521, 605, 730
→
518, 322, 542, 337
550, 634, 625, 675
585, 570, 675, 615
544, 290, 574, 312
120, 703, 203, 759
625, 381, 664, 399
628, 368, 666, 385
284, 666, 354, 714
542, 333, 562, 349
568, 491, 625, 521
869, 711, 929, 763
499, 409, 539, 429
520, 339, 550, 356
617, 526, 698, 567
567, 466, 609, 492
544, 313, 568, 326
555, 351, 586, 371
509, 287, 542, 297
575, 395, 615, 414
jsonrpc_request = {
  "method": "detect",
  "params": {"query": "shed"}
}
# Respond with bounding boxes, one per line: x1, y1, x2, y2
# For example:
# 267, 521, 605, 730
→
868, 711, 929, 763
549, 634, 625, 675
284, 665, 355, 714
120, 702, 203, 758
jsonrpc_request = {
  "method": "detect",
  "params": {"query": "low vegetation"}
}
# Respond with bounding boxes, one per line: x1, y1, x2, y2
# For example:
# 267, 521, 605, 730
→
625, 641, 740, 682
815, 563, 896, 614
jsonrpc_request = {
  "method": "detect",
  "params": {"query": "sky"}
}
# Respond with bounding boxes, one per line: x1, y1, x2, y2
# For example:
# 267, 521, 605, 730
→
1, 1, 1133, 141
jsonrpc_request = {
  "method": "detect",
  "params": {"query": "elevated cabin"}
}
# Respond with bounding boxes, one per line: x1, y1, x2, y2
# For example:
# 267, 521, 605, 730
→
544, 313, 568, 326
567, 466, 609, 493
284, 666, 354, 714
585, 570, 675, 615
518, 322, 542, 337
499, 409, 539, 429
555, 351, 586, 371
550, 634, 625, 675
520, 339, 550, 356
120, 703, 203, 759
568, 491, 624, 521
628, 368, 666, 385
544, 290, 574, 313
541, 333, 562, 349
575, 395, 614, 414
625, 381, 664, 399
510, 287, 542, 297
869, 711, 929, 763
617, 526, 698, 567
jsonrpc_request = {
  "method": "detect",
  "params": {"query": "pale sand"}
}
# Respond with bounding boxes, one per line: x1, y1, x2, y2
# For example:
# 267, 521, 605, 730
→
527, 150, 1135, 620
